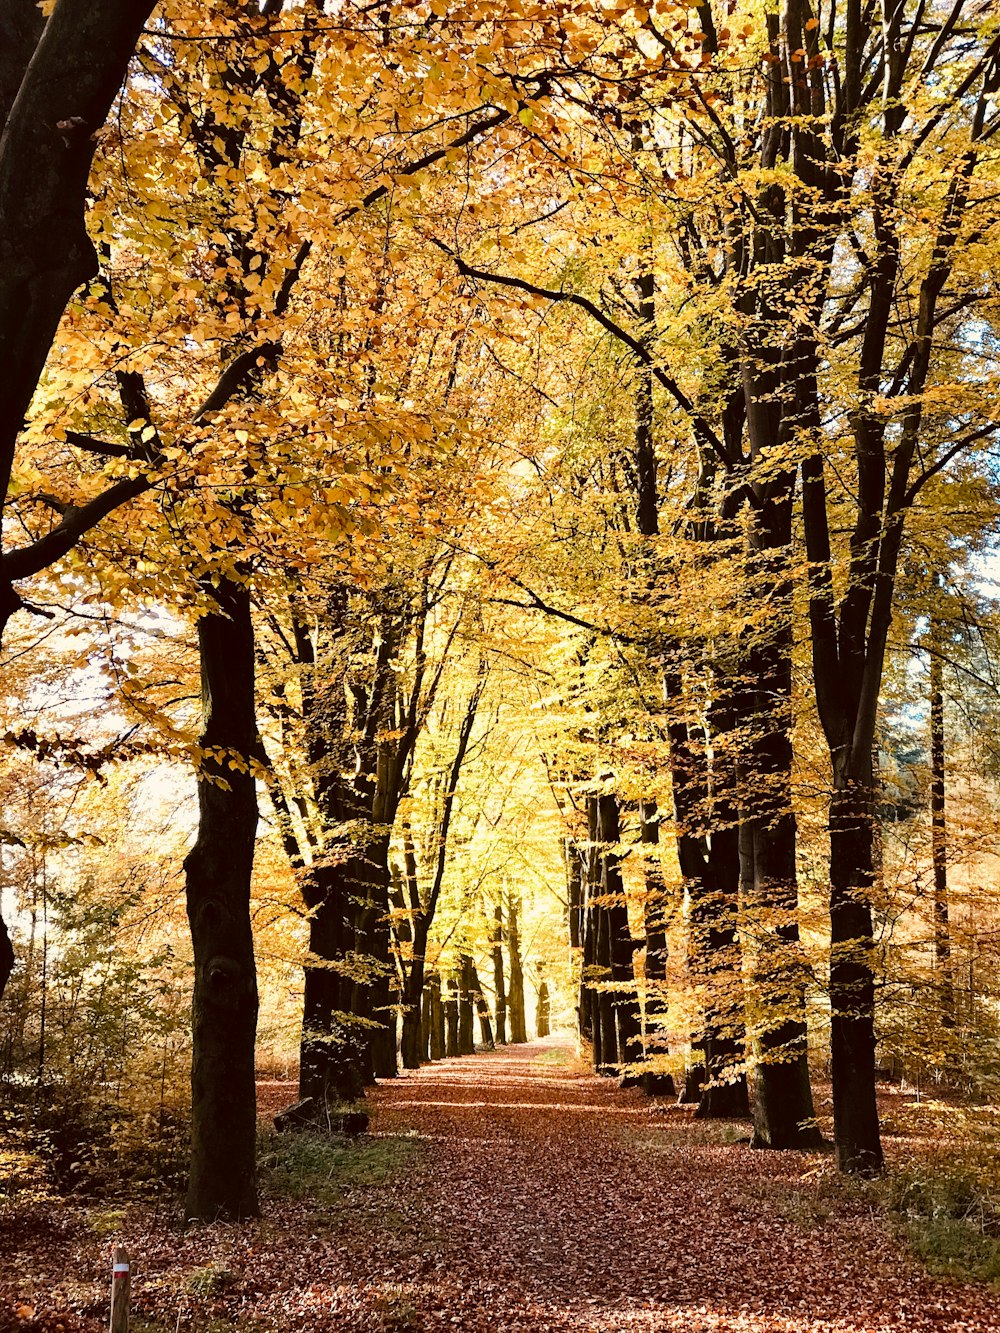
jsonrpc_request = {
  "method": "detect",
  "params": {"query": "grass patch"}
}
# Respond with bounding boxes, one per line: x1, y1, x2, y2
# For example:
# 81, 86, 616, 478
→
630, 1115, 751, 1150
532, 1048, 570, 1067
258, 1129, 422, 1209
186, 1263, 241, 1297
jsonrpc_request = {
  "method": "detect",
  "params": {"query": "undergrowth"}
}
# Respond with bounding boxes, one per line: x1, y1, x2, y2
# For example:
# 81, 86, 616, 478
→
257, 1128, 422, 1208
876, 1101, 1000, 1285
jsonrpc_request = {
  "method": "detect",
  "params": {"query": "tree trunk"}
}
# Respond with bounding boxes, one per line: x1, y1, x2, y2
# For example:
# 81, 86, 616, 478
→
365, 847, 400, 1077
400, 927, 427, 1070
578, 860, 596, 1057
0, 0, 156, 542
594, 892, 618, 1072
444, 978, 460, 1057
458, 954, 476, 1054
536, 979, 550, 1038
507, 895, 527, 1043
0, 909, 13, 1005
493, 903, 507, 1044
470, 962, 495, 1047
742, 503, 820, 1149
420, 984, 432, 1062
428, 971, 445, 1060
692, 812, 750, 1119
598, 794, 642, 1073
639, 803, 675, 1096
930, 625, 955, 1031
299, 861, 366, 1106
184, 578, 260, 1222
566, 838, 584, 950
829, 774, 883, 1175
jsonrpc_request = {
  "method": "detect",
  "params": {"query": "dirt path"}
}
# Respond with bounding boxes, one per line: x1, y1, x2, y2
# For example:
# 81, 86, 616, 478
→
8, 1039, 1000, 1333
279, 1038, 1000, 1332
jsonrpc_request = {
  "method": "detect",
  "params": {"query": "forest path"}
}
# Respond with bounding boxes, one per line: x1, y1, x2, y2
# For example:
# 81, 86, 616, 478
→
342, 1037, 1000, 1333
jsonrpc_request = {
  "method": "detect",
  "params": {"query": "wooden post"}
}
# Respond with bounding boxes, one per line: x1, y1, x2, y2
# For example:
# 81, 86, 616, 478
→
110, 1246, 130, 1333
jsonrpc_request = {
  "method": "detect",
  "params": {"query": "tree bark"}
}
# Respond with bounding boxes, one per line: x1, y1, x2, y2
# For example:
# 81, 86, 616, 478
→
829, 771, 883, 1175
743, 562, 820, 1149
458, 954, 476, 1054
0, 0, 157, 636
184, 578, 260, 1222
929, 621, 955, 1031
536, 978, 551, 1038
444, 978, 460, 1057
598, 794, 642, 1074
470, 961, 495, 1047
493, 902, 507, 1044
428, 971, 445, 1060
507, 895, 527, 1043
298, 859, 367, 1106
0, 908, 13, 1005
639, 803, 675, 1096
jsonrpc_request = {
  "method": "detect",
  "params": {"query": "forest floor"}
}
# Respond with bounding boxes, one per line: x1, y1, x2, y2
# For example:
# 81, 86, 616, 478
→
5, 1038, 1000, 1333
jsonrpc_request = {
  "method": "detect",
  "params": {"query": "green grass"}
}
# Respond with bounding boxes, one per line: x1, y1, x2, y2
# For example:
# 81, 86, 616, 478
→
258, 1128, 422, 1208
532, 1047, 571, 1067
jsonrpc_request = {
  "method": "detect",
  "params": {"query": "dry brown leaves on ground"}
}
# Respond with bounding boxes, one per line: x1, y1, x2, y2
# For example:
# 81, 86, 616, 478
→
3, 1040, 1000, 1332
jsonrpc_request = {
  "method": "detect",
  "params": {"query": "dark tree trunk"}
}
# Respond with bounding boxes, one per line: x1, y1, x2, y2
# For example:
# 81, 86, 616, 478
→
428, 971, 445, 1060
184, 578, 259, 1222
398, 837, 426, 1070
594, 894, 618, 1072
0, 0, 156, 507
829, 775, 883, 1175
299, 861, 366, 1106
458, 954, 476, 1054
930, 625, 955, 1030
470, 962, 494, 1048
578, 859, 596, 1055
566, 837, 584, 949
369, 892, 398, 1079
493, 903, 507, 1044
692, 805, 750, 1119
0, 909, 13, 1005
352, 843, 396, 1080
536, 980, 550, 1038
639, 803, 675, 1096
444, 979, 460, 1057
507, 895, 527, 1043
598, 795, 642, 1072
400, 927, 427, 1070
742, 488, 820, 1149
0, 0, 158, 638
420, 984, 432, 1061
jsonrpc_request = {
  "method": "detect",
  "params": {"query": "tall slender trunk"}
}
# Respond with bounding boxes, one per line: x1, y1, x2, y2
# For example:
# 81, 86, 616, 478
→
599, 794, 642, 1073
493, 903, 507, 1044
471, 963, 495, 1047
743, 561, 820, 1149
184, 578, 259, 1222
444, 978, 460, 1057
639, 803, 675, 1095
693, 812, 750, 1119
0, 910, 12, 1004
536, 974, 551, 1038
299, 861, 366, 1106
929, 623, 955, 1030
507, 895, 527, 1043
428, 971, 445, 1060
353, 843, 396, 1079
400, 923, 428, 1069
458, 953, 476, 1054
829, 762, 883, 1175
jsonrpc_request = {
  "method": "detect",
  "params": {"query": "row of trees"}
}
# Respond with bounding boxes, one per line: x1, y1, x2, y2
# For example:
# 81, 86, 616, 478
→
1, 0, 999, 1221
